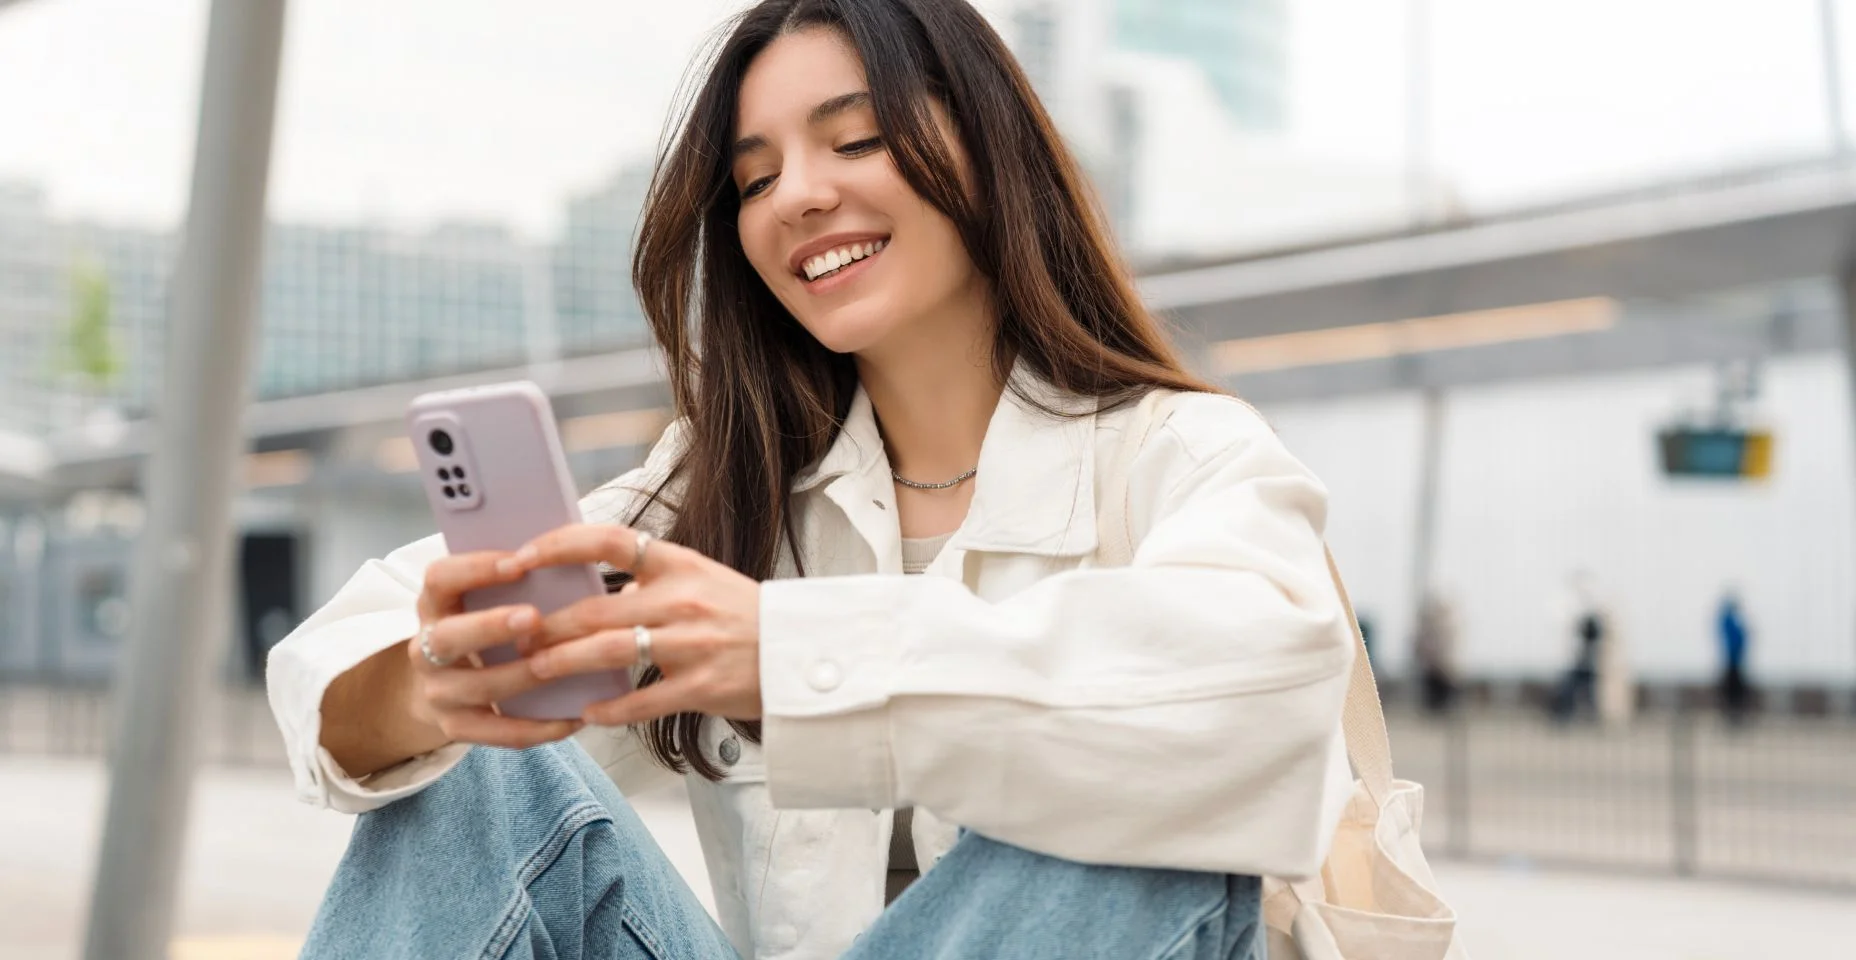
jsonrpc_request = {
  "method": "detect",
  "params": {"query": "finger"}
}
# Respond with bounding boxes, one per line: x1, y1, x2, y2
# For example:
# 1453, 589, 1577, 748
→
510, 524, 696, 580
583, 674, 707, 727
437, 708, 584, 750
531, 587, 683, 651
531, 624, 694, 680
417, 604, 540, 668
424, 655, 554, 709
418, 550, 526, 623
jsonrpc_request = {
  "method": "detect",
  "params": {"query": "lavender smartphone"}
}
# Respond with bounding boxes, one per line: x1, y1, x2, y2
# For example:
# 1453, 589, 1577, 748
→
406, 380, 631, 720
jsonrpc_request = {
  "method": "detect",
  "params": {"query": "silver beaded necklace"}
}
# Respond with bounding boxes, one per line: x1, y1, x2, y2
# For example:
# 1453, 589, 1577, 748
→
891, 465, 978, 490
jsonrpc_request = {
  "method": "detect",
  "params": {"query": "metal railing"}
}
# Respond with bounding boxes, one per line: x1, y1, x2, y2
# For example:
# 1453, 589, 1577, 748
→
1387, 698, 1856, 889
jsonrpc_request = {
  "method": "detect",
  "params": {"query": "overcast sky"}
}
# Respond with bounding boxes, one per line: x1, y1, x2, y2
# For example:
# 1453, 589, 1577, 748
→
0, 0, 1846, 239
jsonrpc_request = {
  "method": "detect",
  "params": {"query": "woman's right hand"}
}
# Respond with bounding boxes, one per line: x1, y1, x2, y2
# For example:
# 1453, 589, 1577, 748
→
404, 549, 586, 749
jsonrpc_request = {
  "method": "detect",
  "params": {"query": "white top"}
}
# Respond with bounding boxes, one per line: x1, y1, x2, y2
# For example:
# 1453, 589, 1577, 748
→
266, 365, 1356, 960
899, 531, 954, 575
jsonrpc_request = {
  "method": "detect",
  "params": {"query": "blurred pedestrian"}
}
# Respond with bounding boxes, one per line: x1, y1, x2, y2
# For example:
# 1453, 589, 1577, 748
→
1413, 593, 1458, 715
264, 3, 1357, 958
1550, 608, 1601, 723
1717, 588, 1753, 725
1545, 570, 1634, 727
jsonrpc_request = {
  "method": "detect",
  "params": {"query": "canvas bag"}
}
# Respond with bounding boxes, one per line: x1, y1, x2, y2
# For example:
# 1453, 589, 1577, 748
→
1096, 389, 1468, 960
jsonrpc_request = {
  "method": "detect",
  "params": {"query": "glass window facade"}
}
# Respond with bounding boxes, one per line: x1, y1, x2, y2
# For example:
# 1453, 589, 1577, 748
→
0, 166, 650, 433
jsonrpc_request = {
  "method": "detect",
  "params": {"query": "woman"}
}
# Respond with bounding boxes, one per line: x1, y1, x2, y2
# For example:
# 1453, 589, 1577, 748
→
267, 1, 1354, 957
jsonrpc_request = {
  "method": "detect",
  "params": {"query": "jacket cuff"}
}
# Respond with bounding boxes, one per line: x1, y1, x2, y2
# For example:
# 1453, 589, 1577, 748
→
315, 742, 471, 815
267, 607, 418, 809
760, 575, 907, 808
763, 709, 897, 810
759, 575, 907, 717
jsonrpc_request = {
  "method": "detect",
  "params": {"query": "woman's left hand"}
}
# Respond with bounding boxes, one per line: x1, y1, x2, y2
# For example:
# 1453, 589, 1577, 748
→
507, 524, 763, 726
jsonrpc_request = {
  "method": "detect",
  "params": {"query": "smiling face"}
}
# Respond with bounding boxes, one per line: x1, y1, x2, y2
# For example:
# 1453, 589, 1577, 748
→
731, 27, 987, 358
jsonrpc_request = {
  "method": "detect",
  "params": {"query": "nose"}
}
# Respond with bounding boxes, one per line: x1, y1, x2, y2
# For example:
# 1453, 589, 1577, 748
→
769, 154, 839, 224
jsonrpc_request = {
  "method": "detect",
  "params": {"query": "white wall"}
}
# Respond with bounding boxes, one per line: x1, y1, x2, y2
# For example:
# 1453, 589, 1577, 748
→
1264, 353, 1856, 685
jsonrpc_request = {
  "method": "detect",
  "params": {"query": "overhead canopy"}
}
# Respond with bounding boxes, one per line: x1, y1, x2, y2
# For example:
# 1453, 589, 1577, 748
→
1144, 161, 1856, 341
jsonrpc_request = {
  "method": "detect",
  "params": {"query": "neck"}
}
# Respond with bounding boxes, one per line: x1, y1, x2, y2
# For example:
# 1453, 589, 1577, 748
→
855, 291, 1002, 485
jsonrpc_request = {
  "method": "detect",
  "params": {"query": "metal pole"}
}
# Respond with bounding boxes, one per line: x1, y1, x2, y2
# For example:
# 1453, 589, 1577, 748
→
1823, 0, 1849, 159
80, 2, 285, 957
1670, 703, 1698, 876
1409, 386, 1447, 646
1446, 705, 1471, 858
1840, 269, 1856, 701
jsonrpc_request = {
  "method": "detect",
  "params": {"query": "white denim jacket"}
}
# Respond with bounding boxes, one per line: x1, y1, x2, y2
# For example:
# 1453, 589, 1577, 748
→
267, 368, 1356, 960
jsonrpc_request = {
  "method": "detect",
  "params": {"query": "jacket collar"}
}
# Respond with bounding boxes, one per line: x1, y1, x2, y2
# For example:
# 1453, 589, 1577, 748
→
792, 363, 1102, 557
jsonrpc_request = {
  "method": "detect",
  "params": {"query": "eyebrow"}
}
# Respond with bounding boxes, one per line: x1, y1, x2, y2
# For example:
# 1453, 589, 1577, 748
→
731, 90, 874, 159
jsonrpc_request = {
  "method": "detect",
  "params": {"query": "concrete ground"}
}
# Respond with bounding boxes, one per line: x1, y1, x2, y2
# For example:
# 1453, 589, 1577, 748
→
2, 754, 1851, 959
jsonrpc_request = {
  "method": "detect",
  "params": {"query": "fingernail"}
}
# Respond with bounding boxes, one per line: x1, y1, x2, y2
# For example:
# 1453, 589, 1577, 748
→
514, 545, 539, 565
495, 557, 522, 576
508, 608, 536, 631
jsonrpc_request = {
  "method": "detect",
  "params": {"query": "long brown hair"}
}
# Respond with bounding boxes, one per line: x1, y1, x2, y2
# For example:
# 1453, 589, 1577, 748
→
622, 0, 1216, 779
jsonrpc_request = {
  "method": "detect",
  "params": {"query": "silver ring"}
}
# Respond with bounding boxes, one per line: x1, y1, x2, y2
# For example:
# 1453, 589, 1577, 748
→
418, 623, 454, 668
633, 623, 653, 671
632, 531, 655, 572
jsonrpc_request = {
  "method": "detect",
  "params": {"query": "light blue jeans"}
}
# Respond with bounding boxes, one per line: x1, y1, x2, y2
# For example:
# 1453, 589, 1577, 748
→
303, 740, 1263, 960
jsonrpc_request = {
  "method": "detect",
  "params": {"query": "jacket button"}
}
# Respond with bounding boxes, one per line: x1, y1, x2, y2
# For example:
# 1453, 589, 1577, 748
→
719, 736, 741, 766
807, 660, 843, 692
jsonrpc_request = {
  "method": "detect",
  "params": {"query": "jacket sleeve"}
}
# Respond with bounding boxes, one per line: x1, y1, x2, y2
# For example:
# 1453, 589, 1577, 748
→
265, 423, 690, 814
758, 395, 1355, 878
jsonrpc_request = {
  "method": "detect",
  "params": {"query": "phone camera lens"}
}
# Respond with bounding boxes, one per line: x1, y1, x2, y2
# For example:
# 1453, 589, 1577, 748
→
457, 483, 472, 497
442, 485, 457, 499
452, 466, 466, 480
428, 429, 455, 456
437, 467, 451, 481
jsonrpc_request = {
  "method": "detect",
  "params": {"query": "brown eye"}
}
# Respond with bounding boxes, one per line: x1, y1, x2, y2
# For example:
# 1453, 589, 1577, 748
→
740, 175, 776, 199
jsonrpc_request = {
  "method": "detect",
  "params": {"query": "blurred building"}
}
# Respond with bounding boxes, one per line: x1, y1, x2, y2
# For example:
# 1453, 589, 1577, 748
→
0, 173, 650, 435
1001, 0, 1405, 261
255, 222, 533, 398
0, 183, 62, 436
1112, 0, 1288, 132
551, 166, 653, 354
0, 183, 170, 437
1007, 0, 1288, 133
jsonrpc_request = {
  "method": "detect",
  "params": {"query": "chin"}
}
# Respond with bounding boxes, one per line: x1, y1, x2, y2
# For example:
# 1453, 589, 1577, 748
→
794, 301, 902, 356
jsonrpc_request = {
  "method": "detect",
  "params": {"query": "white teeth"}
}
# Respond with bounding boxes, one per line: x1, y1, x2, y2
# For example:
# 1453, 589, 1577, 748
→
800, 239, 888, 282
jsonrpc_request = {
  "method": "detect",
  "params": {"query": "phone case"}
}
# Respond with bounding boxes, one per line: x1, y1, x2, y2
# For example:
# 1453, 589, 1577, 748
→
406, 380, 632, 720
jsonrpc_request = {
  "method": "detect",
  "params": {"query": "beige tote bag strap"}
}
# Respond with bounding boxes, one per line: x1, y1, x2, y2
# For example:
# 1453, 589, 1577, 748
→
1099, 389, 1398, 804
1324, 545, 1395, 804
